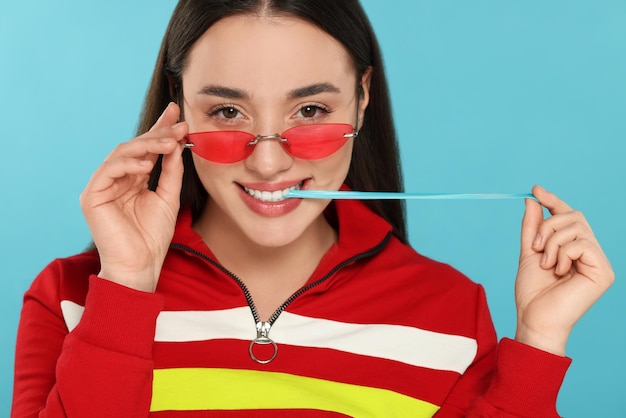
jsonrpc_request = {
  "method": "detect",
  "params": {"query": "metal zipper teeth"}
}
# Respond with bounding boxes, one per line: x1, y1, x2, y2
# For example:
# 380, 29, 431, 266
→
266, 232, 392, 325
169, 243, 260, 322
169, 231, 392, 326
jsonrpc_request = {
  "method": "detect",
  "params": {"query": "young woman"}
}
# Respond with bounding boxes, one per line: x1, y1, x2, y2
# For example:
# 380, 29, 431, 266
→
13, 0, 613, 417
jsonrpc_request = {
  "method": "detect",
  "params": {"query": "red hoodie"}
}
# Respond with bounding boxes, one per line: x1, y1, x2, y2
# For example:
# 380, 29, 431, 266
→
13, 198, 570, 417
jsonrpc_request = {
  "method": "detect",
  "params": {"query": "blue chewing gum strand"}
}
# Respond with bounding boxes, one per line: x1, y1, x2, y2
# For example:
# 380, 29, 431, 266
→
286, 190, 540, 203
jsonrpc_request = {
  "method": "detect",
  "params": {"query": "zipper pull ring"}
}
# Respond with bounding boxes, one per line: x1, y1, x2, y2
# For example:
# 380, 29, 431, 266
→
249, 321, 278, 364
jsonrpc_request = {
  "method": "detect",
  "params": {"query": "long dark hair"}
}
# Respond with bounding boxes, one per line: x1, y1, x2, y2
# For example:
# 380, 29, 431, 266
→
141, 0, 408, 243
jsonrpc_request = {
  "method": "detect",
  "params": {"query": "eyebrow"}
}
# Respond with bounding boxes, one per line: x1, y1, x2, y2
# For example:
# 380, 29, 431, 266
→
197, 85, 249, 99
287, 83, 341, 99
196, 83, 341, 100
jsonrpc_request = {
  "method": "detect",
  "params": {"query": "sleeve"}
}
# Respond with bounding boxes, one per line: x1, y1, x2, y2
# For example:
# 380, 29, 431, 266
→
467, 338, 571, 417
435, 286, 572, 417
12, 262, 163, 418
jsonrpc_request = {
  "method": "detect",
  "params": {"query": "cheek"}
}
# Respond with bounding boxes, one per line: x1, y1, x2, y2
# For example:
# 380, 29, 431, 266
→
191, 155, 231, 191
311, 141, 353, 187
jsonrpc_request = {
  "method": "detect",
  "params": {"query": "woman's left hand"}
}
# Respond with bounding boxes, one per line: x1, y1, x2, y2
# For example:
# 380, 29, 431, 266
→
514, 185, 614, 356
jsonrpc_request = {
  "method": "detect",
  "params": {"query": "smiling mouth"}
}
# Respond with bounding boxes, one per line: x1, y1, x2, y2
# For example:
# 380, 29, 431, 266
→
242, 182, 303, 202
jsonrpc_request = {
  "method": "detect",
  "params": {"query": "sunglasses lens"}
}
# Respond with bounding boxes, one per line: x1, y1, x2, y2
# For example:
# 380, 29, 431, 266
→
186, 131, 254, 163
185, 123, 355, 163
282, 124, 354, 159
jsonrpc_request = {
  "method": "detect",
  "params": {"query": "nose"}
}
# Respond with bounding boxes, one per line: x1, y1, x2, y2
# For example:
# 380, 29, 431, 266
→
244, 131, 293, 178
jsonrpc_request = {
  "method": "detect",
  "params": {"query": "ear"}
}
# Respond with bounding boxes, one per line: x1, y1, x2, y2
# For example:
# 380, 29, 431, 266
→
357, 67, 373, 131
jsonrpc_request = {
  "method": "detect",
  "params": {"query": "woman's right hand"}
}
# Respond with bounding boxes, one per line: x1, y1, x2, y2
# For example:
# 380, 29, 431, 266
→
80, 103, 188, 292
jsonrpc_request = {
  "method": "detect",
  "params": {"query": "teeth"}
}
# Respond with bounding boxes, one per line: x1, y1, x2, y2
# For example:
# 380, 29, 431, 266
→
243, 183, 301, 202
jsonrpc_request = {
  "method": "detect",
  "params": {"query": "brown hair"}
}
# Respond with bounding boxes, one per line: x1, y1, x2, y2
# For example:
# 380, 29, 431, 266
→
142, 0, 408, 243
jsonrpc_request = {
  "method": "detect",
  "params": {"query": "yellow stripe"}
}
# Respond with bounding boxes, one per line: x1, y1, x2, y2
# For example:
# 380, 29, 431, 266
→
151, 368, 439, 417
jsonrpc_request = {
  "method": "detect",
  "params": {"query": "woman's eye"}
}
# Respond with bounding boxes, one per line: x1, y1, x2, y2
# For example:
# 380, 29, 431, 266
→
219, 107, 240, 119
298, 105, 327, 118
207, 105, 244, 121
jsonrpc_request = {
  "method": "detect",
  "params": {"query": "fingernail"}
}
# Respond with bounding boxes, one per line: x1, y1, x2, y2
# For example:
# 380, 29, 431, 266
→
540, 252, 547, 266
532, 233, 542, 249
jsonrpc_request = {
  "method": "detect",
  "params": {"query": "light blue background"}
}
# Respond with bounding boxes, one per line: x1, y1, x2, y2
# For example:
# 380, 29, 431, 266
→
1, 1, 624, 415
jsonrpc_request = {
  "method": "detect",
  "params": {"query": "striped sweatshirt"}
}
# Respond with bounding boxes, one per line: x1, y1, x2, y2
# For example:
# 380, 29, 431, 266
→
13, 198, 570, 417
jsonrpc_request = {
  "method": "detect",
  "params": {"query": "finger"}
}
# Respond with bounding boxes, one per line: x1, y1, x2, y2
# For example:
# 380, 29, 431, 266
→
108, 124, 187, 161
80, 158, 153, 211
144, 121, 189, 145
149, 102, 180, 132
156, 146, 185, 206
532, 185, 574, 216
520, 195, 544, 259
88, 157, 154, 193
554, 238, 611, 282
530, 185, 592, 252
554, 241, 580, 277
156, 124, 188, 205
534, 210, 594, 252
540, 222, 588, 270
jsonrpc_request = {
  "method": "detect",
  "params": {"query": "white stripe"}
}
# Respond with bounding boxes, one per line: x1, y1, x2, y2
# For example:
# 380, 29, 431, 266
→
61, 301, 477, 374
271, 312, 477, 374
155, 306, 254, 342
61, 300, 84, 332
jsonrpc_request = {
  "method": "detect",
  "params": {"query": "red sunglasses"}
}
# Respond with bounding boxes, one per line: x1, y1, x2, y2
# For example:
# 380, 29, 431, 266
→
183, 123, 358, 164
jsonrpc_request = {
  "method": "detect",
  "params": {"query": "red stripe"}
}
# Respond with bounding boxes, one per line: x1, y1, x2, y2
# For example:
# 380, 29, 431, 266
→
154, 339, 459, 407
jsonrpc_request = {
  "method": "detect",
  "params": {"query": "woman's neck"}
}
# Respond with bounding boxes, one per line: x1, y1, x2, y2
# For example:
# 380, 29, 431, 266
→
193, 202, 337, 320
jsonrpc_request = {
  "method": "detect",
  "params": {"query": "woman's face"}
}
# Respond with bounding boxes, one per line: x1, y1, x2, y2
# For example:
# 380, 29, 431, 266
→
181, 14, 370, 248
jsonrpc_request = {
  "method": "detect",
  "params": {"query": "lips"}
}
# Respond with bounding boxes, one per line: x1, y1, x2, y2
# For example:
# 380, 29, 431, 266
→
237, 180, 307, 217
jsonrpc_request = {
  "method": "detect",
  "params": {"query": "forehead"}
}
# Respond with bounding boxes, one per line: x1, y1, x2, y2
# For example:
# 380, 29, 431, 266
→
183, 14, 356, 96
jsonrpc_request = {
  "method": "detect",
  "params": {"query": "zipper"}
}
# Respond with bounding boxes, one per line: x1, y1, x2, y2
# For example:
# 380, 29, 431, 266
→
169, 231, 391, 364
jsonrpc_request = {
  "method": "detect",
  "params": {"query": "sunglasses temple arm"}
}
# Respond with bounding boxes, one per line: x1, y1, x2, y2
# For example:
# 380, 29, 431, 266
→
353, 86, 361, 136
180, 137, 194, 148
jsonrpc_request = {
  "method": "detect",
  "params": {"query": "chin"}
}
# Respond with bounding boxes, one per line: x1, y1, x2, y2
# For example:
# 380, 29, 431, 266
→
242, 220, 310, 249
